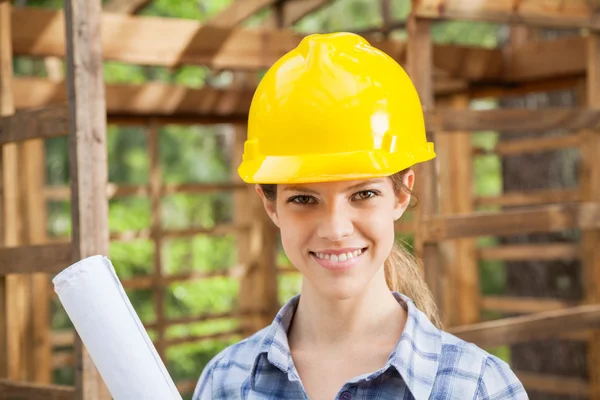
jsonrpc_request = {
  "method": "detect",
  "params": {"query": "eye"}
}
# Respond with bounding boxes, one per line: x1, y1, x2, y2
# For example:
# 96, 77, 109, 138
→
287, 195, 317, 205
352, 190, 379, 201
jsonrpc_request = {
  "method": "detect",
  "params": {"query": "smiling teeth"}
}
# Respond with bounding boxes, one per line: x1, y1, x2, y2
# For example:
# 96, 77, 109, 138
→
314, 249, 362, 262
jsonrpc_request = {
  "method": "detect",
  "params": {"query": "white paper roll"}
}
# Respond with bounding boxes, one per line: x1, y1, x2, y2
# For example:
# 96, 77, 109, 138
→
53, 255, 182, 400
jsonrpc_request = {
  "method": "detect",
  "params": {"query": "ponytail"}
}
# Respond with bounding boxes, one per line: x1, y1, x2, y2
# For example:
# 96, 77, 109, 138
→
384, 242, 443, 329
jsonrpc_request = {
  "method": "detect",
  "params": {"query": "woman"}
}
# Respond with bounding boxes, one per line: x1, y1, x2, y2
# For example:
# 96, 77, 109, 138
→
193, 32, 527, 400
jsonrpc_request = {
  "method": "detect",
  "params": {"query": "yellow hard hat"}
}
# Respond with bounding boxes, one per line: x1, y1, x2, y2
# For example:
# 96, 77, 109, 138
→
238, 32, 435, 184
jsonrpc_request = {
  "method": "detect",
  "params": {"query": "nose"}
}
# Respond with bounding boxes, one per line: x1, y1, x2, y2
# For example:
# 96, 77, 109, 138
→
316, 205, 354, 242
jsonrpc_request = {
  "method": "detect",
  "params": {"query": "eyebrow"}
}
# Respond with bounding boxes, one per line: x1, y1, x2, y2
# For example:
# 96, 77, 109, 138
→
282, 179, 385, 194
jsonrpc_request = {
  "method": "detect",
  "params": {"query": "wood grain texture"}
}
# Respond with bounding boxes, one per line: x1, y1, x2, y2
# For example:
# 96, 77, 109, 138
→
0, 244, 72, 275
424, 202, 600, 242
0, 379, 75, 400
64, 0, 110, 398
0, 105, 68, 145
448, 303, 600, 348
415, 0, 600, 30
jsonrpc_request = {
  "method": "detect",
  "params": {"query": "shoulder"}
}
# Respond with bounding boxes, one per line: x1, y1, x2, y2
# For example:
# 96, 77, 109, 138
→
191, 326, 271, 400
435, 331, 528, 399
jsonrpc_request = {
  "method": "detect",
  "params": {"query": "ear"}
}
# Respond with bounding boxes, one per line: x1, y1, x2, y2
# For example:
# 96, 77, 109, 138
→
393, 169, 415, 221
255, 184, 280, 227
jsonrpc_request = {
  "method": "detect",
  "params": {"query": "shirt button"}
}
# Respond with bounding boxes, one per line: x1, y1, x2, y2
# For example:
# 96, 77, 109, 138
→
339, 391, 352, 400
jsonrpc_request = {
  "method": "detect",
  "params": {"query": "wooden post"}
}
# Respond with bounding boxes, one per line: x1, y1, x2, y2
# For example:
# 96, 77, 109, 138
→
0, 0, 11, 380
437, 94, 478, 327
148, 121, 166, 360
583, 32, 600, 400
0, 0, 35, 383
64, 0, 111, 398
233, 73, 279, 336
406, 1, 445, 317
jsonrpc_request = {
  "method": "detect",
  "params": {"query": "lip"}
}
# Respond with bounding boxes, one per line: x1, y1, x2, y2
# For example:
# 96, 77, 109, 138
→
309, 247, 367, 272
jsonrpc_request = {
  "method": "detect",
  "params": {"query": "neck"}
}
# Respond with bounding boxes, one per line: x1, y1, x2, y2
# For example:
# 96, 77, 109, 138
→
288, 268, 406, 352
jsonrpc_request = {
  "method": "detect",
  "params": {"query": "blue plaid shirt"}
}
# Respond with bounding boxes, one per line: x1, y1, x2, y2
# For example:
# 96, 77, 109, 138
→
192, 292, 528, 399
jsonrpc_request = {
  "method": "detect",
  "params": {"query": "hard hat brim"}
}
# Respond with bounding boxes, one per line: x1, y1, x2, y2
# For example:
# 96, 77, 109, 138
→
237, 144, 435, 184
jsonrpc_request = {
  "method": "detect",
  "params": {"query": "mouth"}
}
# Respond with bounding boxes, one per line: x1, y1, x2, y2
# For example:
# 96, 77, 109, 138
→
308, 247, 368, 271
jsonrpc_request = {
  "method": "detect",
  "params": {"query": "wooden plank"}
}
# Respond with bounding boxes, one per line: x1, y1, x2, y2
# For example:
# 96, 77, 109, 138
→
44, 182, 247, 201
424, 202, 600, 242
481, 296, 577, 314
583, 31, 600, 400
474, 133, 584, 156
0, 244, 72, 275
10, 77, 470, 121
430, 107, 600, 133
506, 35, 586, 82
10, 7, 503, 80
103, 0, 151, 14
64, 0, 110, 397
0, 105, 68, 145
415, 0, 600, 30
479, 243, 580, 261
448, 304, 600, 348
0, 379, 75, 400
164, 329, 243, 347
122, 270, 232, 290
475, 189, 581, 207
208, 0, 277, 27
407, 4, 445, 313
516, 371, 589, 398
0, 0, 10, 380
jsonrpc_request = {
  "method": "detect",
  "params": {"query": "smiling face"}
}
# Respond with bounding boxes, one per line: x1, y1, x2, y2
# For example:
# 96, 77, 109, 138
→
257, 172, 414, 300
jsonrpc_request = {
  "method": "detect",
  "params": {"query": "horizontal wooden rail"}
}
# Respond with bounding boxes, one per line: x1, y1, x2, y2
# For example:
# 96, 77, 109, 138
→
0, 105, 68, 145
448, 304, 600, 348
475, 189, 580, 208
0, 243, 72, 275
474, 134, 583, 157
11, 7, 502, 81
516, 371, 589, 397
414, 0, 600, 31
431, 108, 600, 133
481, 296, 577, 314
478, 243, 579, 261
45, 182, 248, 201
0, 379, 74, 400
424, 202, 600, 242
164, 329, 243, 346
277, 266, 299, 275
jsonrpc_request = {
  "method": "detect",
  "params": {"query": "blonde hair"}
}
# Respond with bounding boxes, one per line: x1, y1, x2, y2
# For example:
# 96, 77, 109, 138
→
259, 169, 443, 329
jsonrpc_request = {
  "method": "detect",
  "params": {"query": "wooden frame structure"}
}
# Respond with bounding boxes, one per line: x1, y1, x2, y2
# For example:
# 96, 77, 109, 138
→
1, 0, 600, 398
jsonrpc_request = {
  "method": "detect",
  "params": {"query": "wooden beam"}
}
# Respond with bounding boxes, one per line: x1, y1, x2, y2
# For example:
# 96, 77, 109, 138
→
11, 7, 503, 80
479, 243, 580, 261
102, 0, 151, 14
424, 202, 600, 242
481, 296, 577, 314
64, 0, 110, 398
415, 0, 600, 31
474, 133, 584, 156
475, 189, 581, 208
0, 379, 75, 400
0, 244, 72, 275
429, 107, 600, 133
516, 371, 589, 398
448, 304, 600, 348
0, 105, 68, 145
506, 35, 586, 82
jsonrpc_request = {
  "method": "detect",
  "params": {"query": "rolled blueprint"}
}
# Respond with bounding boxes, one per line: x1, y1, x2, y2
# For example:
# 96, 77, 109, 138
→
53, 255, 182, 400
